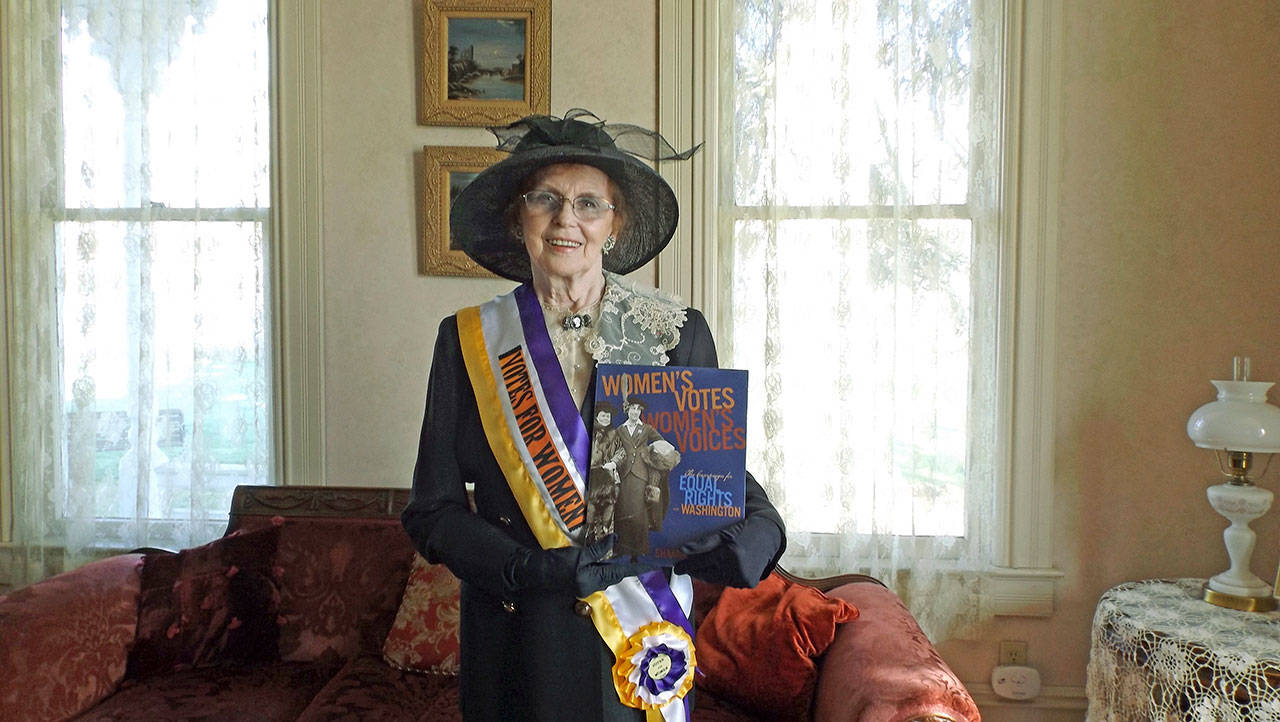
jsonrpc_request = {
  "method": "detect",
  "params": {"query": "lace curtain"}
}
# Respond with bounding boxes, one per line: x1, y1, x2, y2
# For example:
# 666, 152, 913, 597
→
4, 0, 271, 585
716, 0, 1002, 639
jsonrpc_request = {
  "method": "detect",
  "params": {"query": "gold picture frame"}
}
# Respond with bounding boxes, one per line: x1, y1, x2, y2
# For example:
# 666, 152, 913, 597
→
419, 145, 506, 277
420, 0, 550, 126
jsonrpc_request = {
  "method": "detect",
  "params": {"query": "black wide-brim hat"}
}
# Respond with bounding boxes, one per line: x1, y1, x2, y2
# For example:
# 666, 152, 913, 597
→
451, 109, 699, 283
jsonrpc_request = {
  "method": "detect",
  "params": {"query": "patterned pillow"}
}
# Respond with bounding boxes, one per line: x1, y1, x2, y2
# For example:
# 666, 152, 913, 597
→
129, 526, 282, 677
0, 554, 142, 722
381, 554, 461, 675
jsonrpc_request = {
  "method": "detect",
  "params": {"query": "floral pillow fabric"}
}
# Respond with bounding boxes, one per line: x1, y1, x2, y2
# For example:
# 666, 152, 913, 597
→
381, 553, 461, 675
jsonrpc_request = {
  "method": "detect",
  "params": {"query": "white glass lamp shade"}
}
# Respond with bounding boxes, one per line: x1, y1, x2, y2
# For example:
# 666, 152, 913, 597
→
1187, 380, 1280, 453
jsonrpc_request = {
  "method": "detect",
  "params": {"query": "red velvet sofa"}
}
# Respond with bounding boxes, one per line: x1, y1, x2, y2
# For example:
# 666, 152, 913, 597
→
0, 485, 979, 722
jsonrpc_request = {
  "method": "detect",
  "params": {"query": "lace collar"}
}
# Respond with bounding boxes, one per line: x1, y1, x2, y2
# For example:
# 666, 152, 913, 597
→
583, 271, 687, 366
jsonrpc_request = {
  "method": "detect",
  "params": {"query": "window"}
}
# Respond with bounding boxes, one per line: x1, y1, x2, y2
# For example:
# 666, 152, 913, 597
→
1, 0, 322, 583
58, 1, 272, 525
722, 0, 1000, 542
658, 0, 1062, 634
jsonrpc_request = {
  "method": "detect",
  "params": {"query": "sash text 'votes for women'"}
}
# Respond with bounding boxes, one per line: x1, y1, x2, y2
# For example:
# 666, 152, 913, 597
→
498, 346, 586, 529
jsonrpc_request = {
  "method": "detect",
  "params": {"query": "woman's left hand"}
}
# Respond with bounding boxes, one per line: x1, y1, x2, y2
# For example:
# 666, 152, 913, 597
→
672, 514, 783, 588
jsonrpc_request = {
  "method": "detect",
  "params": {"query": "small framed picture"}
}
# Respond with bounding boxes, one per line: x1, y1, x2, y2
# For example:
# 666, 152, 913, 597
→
419, 145, 506, 277
420, 0, 550, 126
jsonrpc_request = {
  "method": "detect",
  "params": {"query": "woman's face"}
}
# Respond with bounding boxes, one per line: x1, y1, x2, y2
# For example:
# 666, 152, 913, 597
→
595, 411, 613, 427
518, 163, 621, 285
626, 404, 642, 421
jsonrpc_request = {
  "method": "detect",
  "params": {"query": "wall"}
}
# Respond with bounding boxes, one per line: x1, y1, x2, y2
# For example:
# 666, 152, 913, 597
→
317, 2, 1280, 720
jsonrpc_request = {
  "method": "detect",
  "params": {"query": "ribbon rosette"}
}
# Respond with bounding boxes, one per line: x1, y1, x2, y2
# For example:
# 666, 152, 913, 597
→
611, 620, 696, 710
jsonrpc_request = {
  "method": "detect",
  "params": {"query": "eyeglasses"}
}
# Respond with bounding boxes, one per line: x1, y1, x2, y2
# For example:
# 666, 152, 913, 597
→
520, 190, 616, 221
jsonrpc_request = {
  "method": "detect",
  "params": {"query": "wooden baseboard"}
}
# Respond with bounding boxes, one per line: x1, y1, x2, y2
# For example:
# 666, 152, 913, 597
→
967, 682, 1088, 711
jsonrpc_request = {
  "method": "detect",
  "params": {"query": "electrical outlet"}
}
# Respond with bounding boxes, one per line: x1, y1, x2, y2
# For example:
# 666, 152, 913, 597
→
998, 640, 1027, 666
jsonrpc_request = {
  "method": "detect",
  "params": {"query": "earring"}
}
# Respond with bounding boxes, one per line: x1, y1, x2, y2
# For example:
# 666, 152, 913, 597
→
603, 235, 616, 254
513, 228, 524, 240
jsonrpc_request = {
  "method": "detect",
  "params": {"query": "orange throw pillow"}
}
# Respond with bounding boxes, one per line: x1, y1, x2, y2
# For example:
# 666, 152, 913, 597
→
381, 554, 461, 675
695, 572, 858, 721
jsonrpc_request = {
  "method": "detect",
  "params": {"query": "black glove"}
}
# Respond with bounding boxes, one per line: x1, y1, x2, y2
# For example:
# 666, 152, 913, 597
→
505, 535, 655, 598
673, 515, 783, 588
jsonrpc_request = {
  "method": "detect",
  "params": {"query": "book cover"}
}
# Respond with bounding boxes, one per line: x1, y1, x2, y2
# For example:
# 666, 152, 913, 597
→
584, 363, 748, 566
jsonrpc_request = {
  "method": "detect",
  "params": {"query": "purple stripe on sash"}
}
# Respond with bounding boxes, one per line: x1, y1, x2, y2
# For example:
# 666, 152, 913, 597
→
639, 569, 694, 639
513, 284, 590, 477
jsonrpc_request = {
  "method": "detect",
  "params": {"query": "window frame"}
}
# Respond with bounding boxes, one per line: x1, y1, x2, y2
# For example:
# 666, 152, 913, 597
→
271, 0, 326, 487
0, 0, 325, 548
655, 0, 1063, 615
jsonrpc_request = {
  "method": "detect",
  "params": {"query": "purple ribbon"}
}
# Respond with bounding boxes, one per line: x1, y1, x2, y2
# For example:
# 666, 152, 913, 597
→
639, 569, 694, 639
638, 644, 688, 694
513, 284, 591, 477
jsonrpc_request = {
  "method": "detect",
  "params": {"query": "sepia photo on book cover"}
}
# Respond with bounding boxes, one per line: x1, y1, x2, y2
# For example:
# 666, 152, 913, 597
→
585, 363, 747, 566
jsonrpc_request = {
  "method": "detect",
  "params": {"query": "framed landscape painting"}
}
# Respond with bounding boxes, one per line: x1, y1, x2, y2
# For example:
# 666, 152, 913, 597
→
421, 0, 550, 126
419, 145, 506, 277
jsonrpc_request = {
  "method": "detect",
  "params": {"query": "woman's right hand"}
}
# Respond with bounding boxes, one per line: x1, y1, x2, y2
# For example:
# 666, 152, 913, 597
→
504, 535, 654, 598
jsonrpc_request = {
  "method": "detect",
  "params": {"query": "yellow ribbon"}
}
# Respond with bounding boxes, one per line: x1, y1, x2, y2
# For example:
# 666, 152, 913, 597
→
583, 590, 629, 654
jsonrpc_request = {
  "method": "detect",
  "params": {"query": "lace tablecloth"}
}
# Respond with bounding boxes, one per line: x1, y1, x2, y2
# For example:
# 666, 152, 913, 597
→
1086, 578, 1280, 722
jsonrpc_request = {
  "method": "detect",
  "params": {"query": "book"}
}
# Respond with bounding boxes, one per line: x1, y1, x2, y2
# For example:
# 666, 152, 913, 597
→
584, 363, 748, 566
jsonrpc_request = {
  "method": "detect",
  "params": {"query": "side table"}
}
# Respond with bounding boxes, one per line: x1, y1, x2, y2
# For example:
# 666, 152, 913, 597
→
1086, 578, 1280, 722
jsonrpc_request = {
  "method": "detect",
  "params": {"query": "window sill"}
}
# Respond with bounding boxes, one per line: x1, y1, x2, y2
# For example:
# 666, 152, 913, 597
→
0, 541, 145, 590
782, 551, 1062, 617
986, 566, 1063, 617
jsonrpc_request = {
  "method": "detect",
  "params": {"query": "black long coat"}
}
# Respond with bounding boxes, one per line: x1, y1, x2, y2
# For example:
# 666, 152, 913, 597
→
612, 420, 671, 557
402, 306, 785, 722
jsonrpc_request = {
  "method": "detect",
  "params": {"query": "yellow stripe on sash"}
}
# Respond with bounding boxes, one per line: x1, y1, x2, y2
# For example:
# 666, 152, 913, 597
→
456, 306, 571, 549
493, 346, 586, 530
583, 590, 628, 655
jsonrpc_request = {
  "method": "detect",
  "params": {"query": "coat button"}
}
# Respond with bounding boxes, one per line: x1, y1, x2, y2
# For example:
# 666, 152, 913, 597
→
502, 600, 517, 613
574, 600, 592, 617
498, 515, 512, 526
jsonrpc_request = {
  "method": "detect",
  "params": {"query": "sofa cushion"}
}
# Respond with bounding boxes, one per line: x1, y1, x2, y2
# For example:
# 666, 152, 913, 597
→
691, 578, 726, 627
74, 661, 339, 722
381, 553, 461, 675
130, 525, 282, 677
296, 653, 462, 721
694, 572, 859, 721
274, 518, 416, 664
0, 554, 143, 722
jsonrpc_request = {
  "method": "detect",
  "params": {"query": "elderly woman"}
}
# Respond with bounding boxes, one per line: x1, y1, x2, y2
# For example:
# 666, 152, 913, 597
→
401, 110, 786, 722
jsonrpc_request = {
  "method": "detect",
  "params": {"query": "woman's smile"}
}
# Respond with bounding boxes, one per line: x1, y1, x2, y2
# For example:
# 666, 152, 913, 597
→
544, 237, 584, 250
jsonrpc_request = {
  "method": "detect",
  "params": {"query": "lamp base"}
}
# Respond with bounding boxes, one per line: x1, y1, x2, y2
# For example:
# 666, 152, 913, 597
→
1202, 584, 1278, 612
1208, 569, 1273, 598
1205, 481, 1274, 602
